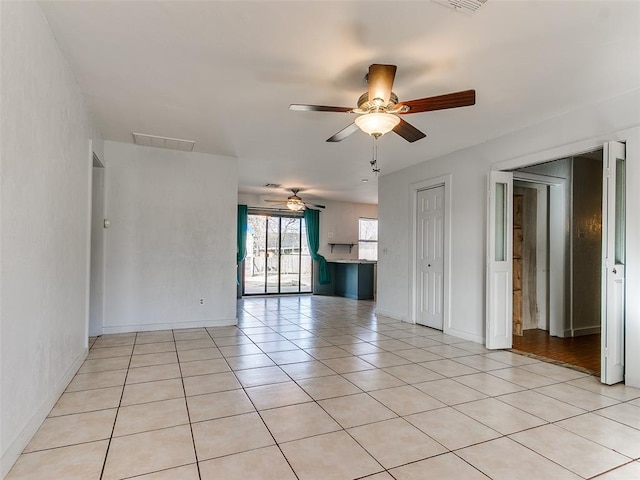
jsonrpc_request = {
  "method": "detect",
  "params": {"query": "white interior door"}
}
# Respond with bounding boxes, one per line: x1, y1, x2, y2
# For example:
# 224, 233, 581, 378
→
416, 185, 444, 329
601, 141, 626, 385
486, 171, 513, 349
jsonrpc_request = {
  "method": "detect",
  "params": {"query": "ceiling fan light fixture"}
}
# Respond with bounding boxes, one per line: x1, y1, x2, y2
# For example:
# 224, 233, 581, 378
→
355, 112, 400, 137
286, 196, 305, 211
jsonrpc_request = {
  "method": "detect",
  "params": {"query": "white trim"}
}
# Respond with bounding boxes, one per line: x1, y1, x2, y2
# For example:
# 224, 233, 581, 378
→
87, 142, 107, 338
491, 126, 639, 172
0, 348, 88, 478
489, 127, 640, 385
374, 308, 406, 322
101, 318, 238, 334
446, 327, 485, 344
409, 174, 452, 332
549, 181, 567, 337
535, 185, 549, 330
568, 159, 575, 338
84, 140, 94, 347
573, 326, 601, 337
513, 172, 565, 185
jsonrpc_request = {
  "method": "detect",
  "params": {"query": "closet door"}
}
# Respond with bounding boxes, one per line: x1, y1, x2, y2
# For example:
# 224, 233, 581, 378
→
486, 171, 513, 349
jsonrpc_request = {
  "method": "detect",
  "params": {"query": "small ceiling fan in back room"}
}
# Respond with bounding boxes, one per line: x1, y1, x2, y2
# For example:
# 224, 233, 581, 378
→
264, 189, 326, 211
290, 64, 476, 143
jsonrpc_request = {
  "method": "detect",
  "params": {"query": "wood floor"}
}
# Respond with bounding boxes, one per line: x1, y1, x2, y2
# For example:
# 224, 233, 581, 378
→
512, 329, 601, 375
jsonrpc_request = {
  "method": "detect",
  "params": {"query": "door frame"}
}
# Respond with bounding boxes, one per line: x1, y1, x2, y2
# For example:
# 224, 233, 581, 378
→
242, 210, 311, 295
85, 140, 106, 344
410, 174, 452, 331
512, 172, 567, 338
491, 136, 630, 383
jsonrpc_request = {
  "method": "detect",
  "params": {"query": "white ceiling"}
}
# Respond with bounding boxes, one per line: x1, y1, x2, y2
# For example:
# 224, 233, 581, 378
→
38, 1, 640, 204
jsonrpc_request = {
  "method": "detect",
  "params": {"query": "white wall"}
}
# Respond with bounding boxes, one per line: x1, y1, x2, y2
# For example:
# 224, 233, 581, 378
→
237, 194, 377, 261
317, 201, 377, 262
378, 149, 487, 331
378, 89, 640, 386
103, 141, 238, 333
0, 2, 103, 476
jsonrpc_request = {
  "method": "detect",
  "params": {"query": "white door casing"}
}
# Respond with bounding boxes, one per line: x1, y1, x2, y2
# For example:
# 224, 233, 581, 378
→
512, 172, 566, 335
548, 181, 567, 338
486, 171, 513, 349
416, 186, 444, 329
601, 141, 626, 385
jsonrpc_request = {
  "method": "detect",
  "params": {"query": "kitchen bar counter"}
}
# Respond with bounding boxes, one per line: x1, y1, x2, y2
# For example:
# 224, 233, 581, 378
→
327, 260, 375, 300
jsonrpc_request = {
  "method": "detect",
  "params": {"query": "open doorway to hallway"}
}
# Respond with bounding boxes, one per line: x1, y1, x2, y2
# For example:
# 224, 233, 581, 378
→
509, 149, 604, 375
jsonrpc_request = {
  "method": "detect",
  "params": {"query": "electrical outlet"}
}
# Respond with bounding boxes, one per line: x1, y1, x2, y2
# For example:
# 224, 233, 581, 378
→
199, 298, 204, 305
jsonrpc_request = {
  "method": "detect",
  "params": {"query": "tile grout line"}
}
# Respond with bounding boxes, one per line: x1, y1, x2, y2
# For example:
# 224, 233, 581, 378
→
239, 303, 592, 478
16, 297, 639, 479
98, 332, 137, 480
210, 316, 303, 480
239, 305, 412, 479
174, 329, 203, 480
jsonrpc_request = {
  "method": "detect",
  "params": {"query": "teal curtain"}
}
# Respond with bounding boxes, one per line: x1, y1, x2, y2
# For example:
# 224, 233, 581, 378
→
237, 205, 248, 285
304, 208, 331, 285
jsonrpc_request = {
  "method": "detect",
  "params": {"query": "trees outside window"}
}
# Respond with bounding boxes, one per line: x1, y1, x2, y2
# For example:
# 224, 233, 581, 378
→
359, 218, 378, 261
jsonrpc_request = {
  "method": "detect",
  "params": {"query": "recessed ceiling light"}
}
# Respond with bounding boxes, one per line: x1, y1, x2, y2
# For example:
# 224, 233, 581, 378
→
361, 179, 369, 183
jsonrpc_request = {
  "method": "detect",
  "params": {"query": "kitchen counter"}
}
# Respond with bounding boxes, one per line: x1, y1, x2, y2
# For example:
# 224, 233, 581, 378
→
327, 260, 376, 300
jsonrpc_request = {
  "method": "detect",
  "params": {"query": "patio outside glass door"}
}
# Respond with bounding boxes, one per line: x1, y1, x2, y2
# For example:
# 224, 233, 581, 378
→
243, 213, 312, 295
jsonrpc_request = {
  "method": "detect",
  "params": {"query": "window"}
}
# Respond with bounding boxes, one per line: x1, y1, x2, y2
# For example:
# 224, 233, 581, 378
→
358, 218, 378, 261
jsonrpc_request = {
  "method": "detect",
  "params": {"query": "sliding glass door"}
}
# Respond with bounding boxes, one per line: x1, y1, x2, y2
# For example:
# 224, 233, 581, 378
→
243, 212, 312, 295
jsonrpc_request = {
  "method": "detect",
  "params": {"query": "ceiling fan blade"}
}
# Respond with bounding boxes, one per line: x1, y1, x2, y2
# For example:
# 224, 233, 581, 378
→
398, 89, 476, 114
393, 118, 426, 143
368, 64, 397, 106
264, 199, 287, 203
289, 104, 353, 113
305, 203, 326, 209
326, 123, 359, 142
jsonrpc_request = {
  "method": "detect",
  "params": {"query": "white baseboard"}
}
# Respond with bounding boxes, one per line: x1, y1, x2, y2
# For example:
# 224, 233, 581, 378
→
561, 326, 601, 338
102, 318, 238, 335
572, 326, 601, 337
374, 308, 406, 322
1, 347, 88, 479
444, 326, 485, 344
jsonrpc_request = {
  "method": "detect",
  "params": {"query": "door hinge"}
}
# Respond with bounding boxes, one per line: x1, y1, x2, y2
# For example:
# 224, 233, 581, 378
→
604, 347, 608, 358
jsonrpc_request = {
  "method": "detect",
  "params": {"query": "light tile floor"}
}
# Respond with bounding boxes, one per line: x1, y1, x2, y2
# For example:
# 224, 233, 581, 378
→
7, 296, 640, 479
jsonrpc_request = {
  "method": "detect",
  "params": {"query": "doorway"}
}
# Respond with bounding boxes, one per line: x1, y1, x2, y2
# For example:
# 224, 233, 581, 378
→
511, 152, 603, 374
243, 211, 312, 295
89, 152, 105, 337
486, 141, 626, 384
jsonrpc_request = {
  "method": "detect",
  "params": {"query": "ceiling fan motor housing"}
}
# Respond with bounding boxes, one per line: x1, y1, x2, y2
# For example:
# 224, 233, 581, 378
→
354, 92, 406, 114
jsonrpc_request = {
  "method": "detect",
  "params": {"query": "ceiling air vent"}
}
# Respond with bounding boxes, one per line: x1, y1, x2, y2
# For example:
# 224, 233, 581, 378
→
265, 183, 282, 188
132, 132, 195, 152
434, 0, 488, 13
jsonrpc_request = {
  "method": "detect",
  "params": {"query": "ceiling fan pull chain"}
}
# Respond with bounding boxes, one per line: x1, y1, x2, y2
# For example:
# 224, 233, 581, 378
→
370, 136, 381, 175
